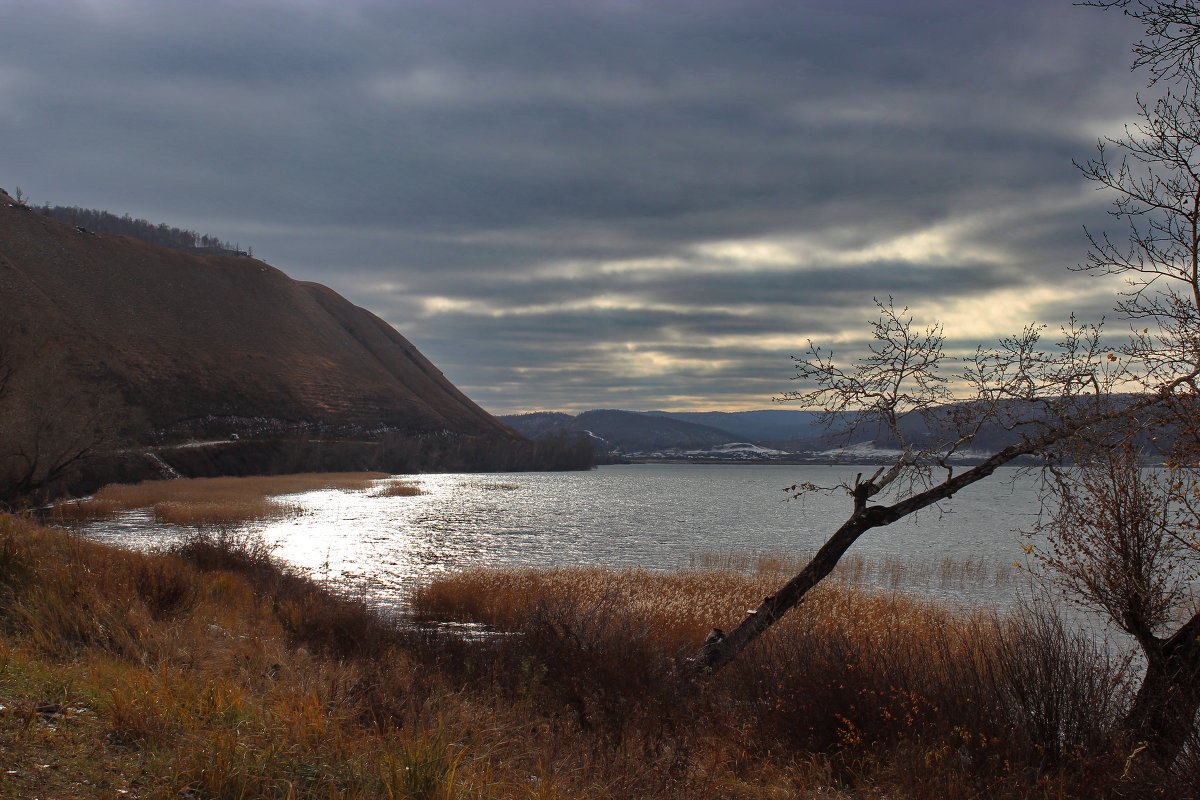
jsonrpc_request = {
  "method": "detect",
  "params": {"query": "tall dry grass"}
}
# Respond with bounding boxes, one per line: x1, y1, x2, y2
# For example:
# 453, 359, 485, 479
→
50, 472, 391, 526
412, 565, 1157, 797
373, 479, 426, 497
1, 511, 1192, 798
690, 551, 1016, 592
0, 514, 445, 798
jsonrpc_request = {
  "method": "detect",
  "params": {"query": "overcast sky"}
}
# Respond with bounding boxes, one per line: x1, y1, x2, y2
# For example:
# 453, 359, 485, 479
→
1, 0, 1151, 414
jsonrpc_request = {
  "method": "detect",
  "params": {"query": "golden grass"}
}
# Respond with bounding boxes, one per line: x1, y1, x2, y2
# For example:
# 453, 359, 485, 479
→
691, 551, 1017, 591
0, 512, 1149, 799
51, 472, 391, 526
0, 514, 458, 798
150, 498, 300, 526
96, 472, 390, 506
49, 497, 124, 523
373, 480, 426, 497
408, 562, 1135, 797
411, 563, 972, 649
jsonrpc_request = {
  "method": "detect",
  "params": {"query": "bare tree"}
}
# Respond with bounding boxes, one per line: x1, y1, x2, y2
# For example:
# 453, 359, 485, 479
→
1035, 445, 1200, 765
698, 2, 1200, 774
1026, 0, 1200, 769
1088, 0, 1200, 86
697, 307, 1155, 675
0, 327, 131, 508
1075, 83, 1200, 389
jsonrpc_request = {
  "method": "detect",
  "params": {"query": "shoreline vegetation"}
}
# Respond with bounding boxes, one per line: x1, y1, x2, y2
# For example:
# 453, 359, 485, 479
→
48, 472, 422, 527
3, 429, 595, 511
2, 506, 1192, 798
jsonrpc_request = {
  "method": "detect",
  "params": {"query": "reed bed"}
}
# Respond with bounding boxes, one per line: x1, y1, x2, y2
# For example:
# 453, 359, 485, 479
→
0, 512, 1189, 799
150, 498, 300, 526
47, 496, 124, 523
373, 480, 426, 497
412, 563, 959, 647
51, 471, 391, 525
413, 564, 1149, 795
691, 551, 1017, 591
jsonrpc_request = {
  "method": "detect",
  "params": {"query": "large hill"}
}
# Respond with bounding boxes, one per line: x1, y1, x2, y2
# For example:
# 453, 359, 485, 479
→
0, 192, 508, 440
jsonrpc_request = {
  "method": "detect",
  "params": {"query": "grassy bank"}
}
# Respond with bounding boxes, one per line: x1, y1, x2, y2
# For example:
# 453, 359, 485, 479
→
49, 472, 423, 526
0, 513, 1191, 798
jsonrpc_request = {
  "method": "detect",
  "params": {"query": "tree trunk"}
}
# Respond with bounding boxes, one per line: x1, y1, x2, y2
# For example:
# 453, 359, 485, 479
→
1124, 611, 1200, 767
695, 395, 1167, 676
697, 440, 1040, 673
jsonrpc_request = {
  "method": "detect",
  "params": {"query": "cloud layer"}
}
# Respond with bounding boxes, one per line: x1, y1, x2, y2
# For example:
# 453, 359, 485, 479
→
1, 0, 1148, 412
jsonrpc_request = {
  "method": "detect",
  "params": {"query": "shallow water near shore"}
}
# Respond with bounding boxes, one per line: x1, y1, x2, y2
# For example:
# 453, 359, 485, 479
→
75, 463, 1048, 612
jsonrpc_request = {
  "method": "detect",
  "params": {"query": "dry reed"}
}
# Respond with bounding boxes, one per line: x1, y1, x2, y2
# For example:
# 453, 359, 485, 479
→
51, 472, 393, 525
49, 497, 123, 523
150, 499, 300, 526
412, 563, 972, 649
373, 480, 425, 497
690, 550, 1018, 592
0, 512, 1179, 799
412, 563, 1143, 796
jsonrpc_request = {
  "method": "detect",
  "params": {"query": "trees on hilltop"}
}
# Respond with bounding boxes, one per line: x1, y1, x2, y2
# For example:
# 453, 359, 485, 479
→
38, 203, 248, 255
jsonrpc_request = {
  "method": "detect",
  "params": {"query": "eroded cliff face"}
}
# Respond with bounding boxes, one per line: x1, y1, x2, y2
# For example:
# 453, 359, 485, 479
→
0, 201, 509, 439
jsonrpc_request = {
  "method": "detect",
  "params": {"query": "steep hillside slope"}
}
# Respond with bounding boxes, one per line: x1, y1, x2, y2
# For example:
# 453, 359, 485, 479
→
0, 200, 508, 439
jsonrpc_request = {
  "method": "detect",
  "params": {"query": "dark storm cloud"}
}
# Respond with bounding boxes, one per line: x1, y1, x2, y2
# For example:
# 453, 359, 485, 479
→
0, 0, 1149, 412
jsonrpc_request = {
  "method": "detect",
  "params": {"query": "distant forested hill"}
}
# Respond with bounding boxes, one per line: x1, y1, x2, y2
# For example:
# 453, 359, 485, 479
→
501, 409, 741, 452
645, 409, 827, 443
36, 204, 247, 256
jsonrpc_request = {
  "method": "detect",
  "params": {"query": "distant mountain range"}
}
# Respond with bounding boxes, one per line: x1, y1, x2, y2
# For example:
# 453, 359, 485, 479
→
645, 409, 827, 443
501, 400, 1164, 464
501, 408, 838, 461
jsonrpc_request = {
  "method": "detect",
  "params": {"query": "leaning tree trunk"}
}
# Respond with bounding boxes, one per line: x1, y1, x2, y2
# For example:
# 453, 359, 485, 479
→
1124, 611, 1200, 768
695, 398, 1164, 676
698, 439, 1047, 673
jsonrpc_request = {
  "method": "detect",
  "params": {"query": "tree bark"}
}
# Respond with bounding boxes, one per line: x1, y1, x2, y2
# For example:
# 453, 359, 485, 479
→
1124, 610, 1200, 767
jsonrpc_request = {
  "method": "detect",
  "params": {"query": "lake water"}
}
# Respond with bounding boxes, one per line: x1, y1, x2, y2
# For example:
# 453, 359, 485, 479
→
77, 464, 1050, 612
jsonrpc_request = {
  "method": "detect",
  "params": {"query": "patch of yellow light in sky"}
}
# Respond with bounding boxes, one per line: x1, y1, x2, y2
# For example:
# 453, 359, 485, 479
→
833, 219, 1003, 266
422, 292, 726, 318
692, 332, 813, 352
1075, 114, 1145, 143
650, 220, 997, 275
421, 296, 486, 314
529, 257, 689, 280
689, 190, 1106, 273
691, 240, 799, 266
603, 345, 734, 377
654, 395, 780, 412
907, 279, 1122, 340
491, 193, 1095, 289
598, 257, 692, 275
